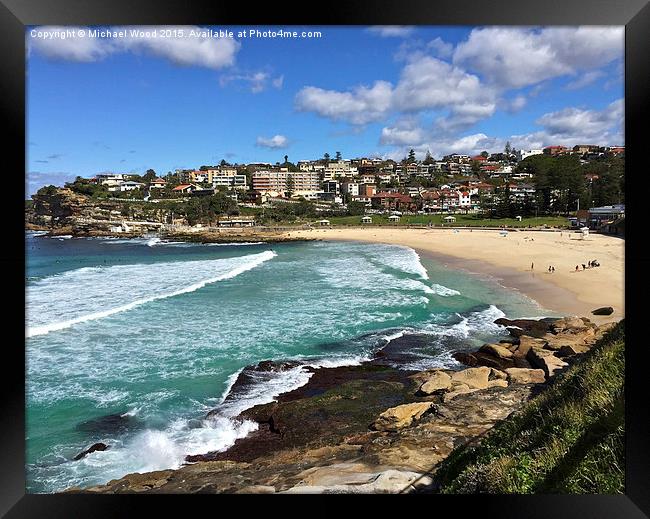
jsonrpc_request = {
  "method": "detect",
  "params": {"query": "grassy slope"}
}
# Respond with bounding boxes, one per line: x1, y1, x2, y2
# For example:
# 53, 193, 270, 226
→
433, 321, 625, 494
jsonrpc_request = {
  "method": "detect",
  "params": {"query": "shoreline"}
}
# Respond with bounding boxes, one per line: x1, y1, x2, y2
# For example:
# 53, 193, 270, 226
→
287, 227, 624, 326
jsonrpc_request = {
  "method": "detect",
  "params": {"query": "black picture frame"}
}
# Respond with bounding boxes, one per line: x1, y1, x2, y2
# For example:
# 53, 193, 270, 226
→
3, 0, 647, 515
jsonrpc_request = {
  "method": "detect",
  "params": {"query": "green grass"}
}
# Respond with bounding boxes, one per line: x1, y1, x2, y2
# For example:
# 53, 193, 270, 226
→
433, 321, 625, 494
319, 215, 569, 228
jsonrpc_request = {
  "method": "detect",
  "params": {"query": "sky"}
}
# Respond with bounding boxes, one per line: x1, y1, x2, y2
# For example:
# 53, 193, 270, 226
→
26, 25, 624, 195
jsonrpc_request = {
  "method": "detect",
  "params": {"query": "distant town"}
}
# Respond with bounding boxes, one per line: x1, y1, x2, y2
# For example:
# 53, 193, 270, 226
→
32, 143, 625, 233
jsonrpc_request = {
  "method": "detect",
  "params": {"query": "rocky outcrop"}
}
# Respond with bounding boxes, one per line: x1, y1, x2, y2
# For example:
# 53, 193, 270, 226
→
449, 366, 491, 389
592, 306, 614, 316
372, 402, 435, 432
550, 316, 590, 334
493, 317, 555, 338
505, 368, 546, 384
281, 467, 433, 494
556, 343, 590, 356
479, 343, 513, 359
418, 371, 452, 395
73, 442, 109, 461
527, 347, 568, 377
76, 413, 140, 435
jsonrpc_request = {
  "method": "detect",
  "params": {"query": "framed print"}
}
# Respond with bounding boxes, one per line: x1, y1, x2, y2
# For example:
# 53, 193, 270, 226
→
2, 0, 648, 515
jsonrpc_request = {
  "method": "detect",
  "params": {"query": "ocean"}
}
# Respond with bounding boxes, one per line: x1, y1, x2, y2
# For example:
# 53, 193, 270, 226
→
25, 231, 552, 492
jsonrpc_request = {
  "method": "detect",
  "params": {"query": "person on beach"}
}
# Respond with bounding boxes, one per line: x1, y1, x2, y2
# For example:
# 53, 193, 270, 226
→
531, 262, 534, 270
582, 264, 586, 270
552, 266, 555, 273
576, 265, 579, 272
548, 266, 552, 273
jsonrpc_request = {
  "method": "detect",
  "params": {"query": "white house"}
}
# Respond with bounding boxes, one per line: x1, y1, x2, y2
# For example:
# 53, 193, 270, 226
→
516, 149, 544, 162
119, 181, 145, 192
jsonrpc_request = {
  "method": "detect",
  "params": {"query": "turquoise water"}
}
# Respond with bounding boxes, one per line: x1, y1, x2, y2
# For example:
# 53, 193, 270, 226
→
25, 232, 550, 493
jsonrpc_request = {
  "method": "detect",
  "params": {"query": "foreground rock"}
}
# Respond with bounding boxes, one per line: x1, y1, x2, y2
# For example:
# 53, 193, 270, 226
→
527, 347, 568, 377
77, 382, 535, 494
505, 368, 546, 385
418, 371, 452, 395
281, 467, 433, 494
479, 343, 513, 359
372, 402, 435, 431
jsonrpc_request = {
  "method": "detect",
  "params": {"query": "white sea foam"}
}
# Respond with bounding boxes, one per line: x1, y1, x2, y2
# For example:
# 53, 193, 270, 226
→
430, 284, 461, 296
367, 244, 430, 280
378, 330, 406, 344
26, 251, 276, 337
420, 305, 506, 340
206, 242, 264, 247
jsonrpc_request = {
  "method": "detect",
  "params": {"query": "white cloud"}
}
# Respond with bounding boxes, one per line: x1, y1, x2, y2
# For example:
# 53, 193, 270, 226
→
453, 26, 623, 88
427, 37, 454, 59
380, 118, 426, 146
393, 57, 495, 114
29, 26, 240, 69
565, 70, 606, 90
367, 26, 415, 38
296, 57, 496, 131
383, 133, 503, 161
382, 99, 624, 159
256, 135, 289, 149
294, 81, 393, 125
499, 94, 527, 113
272, 75, 284, 89
28, 26, 112, 62
535, 98, 623, 141
220, 71, 284, 93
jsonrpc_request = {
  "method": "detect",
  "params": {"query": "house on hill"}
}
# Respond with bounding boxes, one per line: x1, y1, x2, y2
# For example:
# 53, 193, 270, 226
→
172, 184, 197, 194
370, 192, 416, 212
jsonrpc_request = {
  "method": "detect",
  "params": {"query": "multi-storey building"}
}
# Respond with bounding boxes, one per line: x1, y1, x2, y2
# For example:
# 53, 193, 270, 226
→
208, 168, 248, 190
543, 145, 568, 156
341, 181, 360, 197
252, 170, 321, 197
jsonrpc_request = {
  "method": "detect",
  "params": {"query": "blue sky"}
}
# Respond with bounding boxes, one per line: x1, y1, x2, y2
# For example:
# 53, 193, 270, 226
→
27, 25, 624, 195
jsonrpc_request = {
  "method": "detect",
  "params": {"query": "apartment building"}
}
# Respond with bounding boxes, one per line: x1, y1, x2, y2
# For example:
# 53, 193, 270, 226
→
252, 170, 321, 197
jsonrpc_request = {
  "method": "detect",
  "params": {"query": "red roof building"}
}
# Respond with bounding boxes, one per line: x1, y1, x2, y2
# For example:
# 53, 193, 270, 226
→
543, 145, 568, 156
172, 184, 196, 193
370, 192, 416, 211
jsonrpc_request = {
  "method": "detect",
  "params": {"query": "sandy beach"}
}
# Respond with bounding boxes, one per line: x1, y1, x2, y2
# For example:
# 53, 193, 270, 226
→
288, 227, 624, 324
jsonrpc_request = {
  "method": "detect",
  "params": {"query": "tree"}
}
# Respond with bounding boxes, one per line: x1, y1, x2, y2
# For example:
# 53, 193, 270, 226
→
497, 180, 513, 218
285, 174, 295, 198
470, 160, 481, 177
335, 151, 342, 161
347, 201, 366, 216
480, 151, 489, 158
504, 141, 512, 158
143, 169, 157, 182
284, 155, 289, 165
324, 153, 330, 164
407, 149, 416, 163
423, 150, 434, 164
